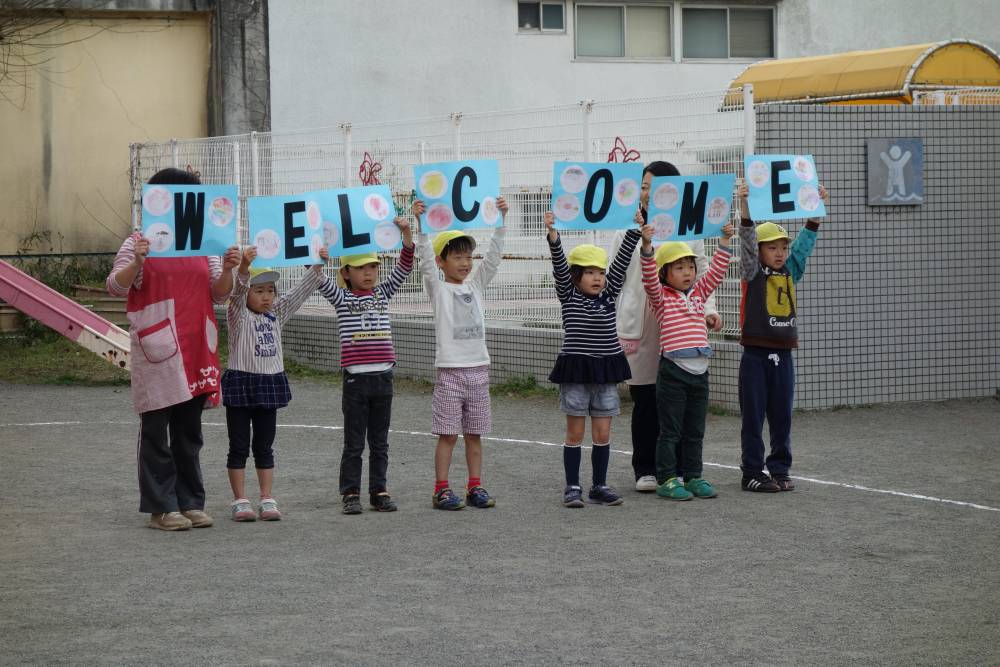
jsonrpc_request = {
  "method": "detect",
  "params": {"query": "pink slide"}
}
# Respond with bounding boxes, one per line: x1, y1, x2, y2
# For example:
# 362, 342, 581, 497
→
0, 260, 130, 371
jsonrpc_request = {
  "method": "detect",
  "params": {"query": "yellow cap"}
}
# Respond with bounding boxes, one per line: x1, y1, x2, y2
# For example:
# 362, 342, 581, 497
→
432, 230, 475, 258
336, 252, 379, 288
756, 222, 790, 244
654, 242, 696, 271
248, 267, 280, 286
566, 244, 608, 270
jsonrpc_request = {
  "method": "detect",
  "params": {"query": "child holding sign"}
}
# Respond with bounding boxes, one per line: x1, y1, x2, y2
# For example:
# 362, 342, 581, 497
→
543, 212, 641, 508
736, 183, 829, 493
412, 197, 508, 511
316, 218, 415, 515
639, 221, 734, 501
223, 247, 327, 521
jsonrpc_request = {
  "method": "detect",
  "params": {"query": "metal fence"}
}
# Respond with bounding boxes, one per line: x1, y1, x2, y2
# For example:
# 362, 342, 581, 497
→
913, 86, 1000, 105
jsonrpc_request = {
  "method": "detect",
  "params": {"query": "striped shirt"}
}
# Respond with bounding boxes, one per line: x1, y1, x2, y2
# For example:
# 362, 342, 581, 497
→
549, 228, 640, 357
227, 268, 324, 374
640, 245, 731, 356
106, 233, 227, 304
318, 245, 414, 368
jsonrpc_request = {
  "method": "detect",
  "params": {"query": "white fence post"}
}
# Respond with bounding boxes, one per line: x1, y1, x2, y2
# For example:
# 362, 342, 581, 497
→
742, 84, 755, 158
170, 138, 178, 168
341, 123, 353, 187
130, 143, 140, 231
250, 131, 260, 196
581, 100, 594, 161
451, 112, 463, 159
232, 141, 242, 244
419, 140, 427, 165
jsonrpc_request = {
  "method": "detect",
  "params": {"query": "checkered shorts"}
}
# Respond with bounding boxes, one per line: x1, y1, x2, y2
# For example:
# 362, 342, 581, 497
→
432, 365, 491, 435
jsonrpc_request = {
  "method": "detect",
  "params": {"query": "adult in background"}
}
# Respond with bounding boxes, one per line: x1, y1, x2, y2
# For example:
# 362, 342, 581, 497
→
107, 167, 240, 530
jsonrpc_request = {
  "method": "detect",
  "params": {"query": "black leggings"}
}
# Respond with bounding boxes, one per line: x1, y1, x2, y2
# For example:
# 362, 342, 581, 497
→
226, 406, 278, 469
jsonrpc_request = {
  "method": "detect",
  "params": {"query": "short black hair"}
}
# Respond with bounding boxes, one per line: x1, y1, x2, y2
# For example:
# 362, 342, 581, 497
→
148, 167, 201, 186
440, 236, 476, 259
643, 161, 681, 178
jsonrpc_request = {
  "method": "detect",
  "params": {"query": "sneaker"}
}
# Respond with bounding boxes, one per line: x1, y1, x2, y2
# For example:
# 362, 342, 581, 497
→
587, 484, 624, 506
343, 494, 363, 515
656, 477, 693, 501
741, 473, 780, 493
149, 511, 192, 531
684, 477, 718, 499
562, 485, 585, 508
231, 499, 256, 522
773, 475, 796, 492
466, 486, 496, 508
370, 493, 398, 512
181, 509, 213, 527
432, 488, 465, 510
635, 475, 658, 493
258, 497, 282, 521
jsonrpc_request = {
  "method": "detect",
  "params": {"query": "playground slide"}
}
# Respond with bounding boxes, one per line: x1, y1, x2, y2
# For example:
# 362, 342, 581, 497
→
0, 260, 130, 371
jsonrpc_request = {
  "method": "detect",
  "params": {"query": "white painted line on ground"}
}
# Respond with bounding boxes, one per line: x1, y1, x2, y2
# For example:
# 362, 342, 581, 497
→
5, 419, 999, 513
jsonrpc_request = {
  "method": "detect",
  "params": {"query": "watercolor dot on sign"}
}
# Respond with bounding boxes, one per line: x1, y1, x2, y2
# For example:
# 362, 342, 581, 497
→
559, 166, 588, 194
798, 184, 821, 212
652, 183, 679, 210
208, 196, 234, 227
310, 233, 324, 259
615, 178, 639, 207
323, 221, 339, 249
374, 221, 402, 249
426, 204, 454, 231
706, 196, 730, 225
146, 223, 174, 253
306, 201, 322, 231
793, 156, 815, 183
747, 160, 770, 188
143, 187, 173, 217
254, 229, 282, 260
419, 171, 448, 199
480, 197, 499, 225
650, 213, 675, 241
553, 194, 581, 222
364, 193, 391, 221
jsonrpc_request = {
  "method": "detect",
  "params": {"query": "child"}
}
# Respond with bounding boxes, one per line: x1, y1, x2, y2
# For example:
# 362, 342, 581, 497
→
543, 211, 641, 508
316, 217, 414, 514
639, 220, 734, 501
736, 183, 829, 492
412, 197, 508, 511
223, 246, 326, 521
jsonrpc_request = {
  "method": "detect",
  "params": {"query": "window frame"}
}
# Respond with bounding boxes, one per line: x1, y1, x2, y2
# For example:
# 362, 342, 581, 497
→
517, 0, 568, 34
573, 1, 674, 62
679, 4, 776, 62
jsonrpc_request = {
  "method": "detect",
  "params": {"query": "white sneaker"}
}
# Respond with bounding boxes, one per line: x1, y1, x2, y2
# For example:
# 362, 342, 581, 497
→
635, 475, 657, 492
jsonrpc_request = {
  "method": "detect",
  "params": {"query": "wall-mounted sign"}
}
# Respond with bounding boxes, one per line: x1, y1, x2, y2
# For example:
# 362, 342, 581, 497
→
867, 138, 923, 206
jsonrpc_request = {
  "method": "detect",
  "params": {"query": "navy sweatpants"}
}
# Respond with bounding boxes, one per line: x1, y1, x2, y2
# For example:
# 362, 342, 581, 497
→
738, 346, 794, 477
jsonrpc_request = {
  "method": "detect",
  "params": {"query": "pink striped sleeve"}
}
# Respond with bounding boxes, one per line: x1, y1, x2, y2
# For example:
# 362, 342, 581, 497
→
692, 246, 731, 301
107, 233, 141, 296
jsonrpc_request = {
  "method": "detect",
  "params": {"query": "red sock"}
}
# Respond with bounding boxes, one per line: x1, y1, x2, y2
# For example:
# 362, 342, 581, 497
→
467, 476, 481, 491
434, 480, 449, 494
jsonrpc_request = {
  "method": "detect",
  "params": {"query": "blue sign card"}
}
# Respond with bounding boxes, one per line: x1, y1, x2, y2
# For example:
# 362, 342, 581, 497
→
744, 154, 826, 221
645, 174, 737, 243
246, 185, 399, 268
141, 184, 239, 257
413, 160, 501, 232
550, 161, 643, 230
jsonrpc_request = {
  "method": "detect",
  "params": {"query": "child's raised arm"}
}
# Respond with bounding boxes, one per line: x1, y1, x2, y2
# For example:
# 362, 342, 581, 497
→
787, 184, 829, 282
690, 225, 733, 301
274, 247, 327, 326
227, 246, 256, 334
378, 217, 416, 300
638, 224, 663, 309
471, 196, 508, 291
544, 211, 572, 302
736, 182, 760, 282
604, 214, 642, 298
412, 199, 440, 297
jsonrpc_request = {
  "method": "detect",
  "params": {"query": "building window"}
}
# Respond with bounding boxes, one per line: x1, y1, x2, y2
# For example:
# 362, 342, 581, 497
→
682, 6, 774, 59
519, 1, 566, 31
575, 3, 671, 59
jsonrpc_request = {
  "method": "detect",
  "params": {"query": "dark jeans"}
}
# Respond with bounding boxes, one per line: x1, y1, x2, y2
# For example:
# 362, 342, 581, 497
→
340, 369, 394, 495
137, 394, 207, 514
629, 383, 658, 480
655, 358, 709, 483
739, 346, 794, 477
225, 406, 278, 469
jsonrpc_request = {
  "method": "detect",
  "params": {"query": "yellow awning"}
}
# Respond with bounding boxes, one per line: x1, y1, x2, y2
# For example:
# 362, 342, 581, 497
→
729, 40, 1000, 104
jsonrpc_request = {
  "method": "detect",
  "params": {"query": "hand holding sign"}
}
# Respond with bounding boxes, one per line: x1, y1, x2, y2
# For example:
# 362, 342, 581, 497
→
413, 160, 501, 231
550, 161, 643, 230
744, 154, 827, 221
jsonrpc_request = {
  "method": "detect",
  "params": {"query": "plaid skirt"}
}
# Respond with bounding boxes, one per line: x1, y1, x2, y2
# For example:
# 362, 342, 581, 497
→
221, 369, 292, 409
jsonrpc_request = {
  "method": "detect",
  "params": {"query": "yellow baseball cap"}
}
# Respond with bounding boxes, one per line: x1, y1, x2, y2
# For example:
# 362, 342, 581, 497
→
756, 222, 790, 244
248, 267, 280, 286
432, 230, 475, 258
336, 252, 380, 288
655, 242, 696, 271
566, 244, 608, 270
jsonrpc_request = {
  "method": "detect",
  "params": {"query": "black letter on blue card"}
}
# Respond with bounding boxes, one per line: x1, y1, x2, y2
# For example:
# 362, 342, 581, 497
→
284, 201, 308, 259
174, 192, 205, 251
340, 193, 370, 249
452, 166, 480, 223
677, 181, 708, 236
770, 161, 794, 214
583, 169, 613, 223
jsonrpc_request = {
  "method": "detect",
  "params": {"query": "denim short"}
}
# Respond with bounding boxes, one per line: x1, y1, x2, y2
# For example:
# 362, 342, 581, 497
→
558, 382, 620, 417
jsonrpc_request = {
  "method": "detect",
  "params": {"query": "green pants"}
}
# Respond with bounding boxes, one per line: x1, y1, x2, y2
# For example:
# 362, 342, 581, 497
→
655, 358, 709, 483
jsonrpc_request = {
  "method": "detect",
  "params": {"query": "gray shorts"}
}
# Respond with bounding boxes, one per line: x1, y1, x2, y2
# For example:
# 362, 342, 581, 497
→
558, 383, 621, 417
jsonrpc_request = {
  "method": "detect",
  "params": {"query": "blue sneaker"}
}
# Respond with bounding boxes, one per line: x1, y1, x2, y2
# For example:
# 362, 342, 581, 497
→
466, 486, 496, 508
432, 488, 465, 511
587, 484, 624, 506
563, 485, 585, 508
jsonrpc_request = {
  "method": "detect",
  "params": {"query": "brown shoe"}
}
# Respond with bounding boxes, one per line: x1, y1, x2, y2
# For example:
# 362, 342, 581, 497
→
149, 511, 192, 531
181, 509, 214, 528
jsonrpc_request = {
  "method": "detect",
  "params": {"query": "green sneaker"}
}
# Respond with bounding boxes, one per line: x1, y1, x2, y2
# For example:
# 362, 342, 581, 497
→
656, 477, 693, 501
684, 477, 718, 499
